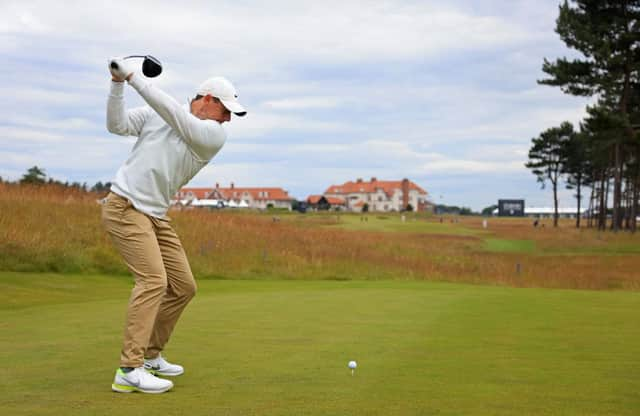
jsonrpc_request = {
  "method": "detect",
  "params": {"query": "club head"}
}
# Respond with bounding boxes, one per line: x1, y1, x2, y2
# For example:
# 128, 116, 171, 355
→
142, 55, 162, 78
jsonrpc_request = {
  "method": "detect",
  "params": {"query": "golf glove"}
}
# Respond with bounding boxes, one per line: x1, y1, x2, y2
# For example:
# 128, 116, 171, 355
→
109, 57, 135, 81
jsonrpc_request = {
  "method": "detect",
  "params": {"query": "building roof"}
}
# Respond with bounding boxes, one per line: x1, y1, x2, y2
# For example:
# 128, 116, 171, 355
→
175, 185, 294, 202
324, 178, 427, 198
307, 195, 346, 205
177, 187, 214, 199
216, 187, 294, 201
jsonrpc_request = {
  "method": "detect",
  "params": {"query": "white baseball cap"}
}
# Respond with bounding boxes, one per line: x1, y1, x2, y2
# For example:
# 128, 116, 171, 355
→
196, 76, 247, 116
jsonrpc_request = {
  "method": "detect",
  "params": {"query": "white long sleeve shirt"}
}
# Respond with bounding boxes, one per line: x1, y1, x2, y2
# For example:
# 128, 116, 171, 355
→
107, 75, 226, 218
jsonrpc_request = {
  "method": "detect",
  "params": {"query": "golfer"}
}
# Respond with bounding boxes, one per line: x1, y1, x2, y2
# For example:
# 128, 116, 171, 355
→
103, 57, 246, 393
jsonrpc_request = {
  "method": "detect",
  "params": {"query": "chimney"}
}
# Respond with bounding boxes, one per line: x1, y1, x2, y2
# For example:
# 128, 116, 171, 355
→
371, 177, 377, 182
357, 178, 363, 183
215, 182, 219, 188
231, 182, 235, 189
402, 178, 410, 210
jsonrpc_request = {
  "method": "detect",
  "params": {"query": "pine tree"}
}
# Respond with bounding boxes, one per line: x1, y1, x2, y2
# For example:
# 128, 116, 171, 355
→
582, 104, 627, 229
539, 0, 640, 231
562, 129, 591, 228
526, 122, 574, 227
20, 166, 47, 185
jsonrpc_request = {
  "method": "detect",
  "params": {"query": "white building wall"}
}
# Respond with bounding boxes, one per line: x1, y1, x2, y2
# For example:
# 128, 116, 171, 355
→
251, 199, 292, 210
326, 188, 426, 212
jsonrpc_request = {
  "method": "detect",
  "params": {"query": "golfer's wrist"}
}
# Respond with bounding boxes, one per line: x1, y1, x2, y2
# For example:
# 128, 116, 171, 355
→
110, 80, 126, 97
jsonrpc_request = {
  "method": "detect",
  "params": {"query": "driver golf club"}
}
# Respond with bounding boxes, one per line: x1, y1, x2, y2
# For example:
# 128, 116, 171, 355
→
110, 55, 163, 78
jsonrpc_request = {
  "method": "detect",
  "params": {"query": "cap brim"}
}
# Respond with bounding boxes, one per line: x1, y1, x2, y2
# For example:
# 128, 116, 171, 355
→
220, 99, 247, 117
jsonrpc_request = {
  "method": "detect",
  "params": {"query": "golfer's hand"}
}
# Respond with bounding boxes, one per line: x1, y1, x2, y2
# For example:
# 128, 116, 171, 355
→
109, 57, 134, 82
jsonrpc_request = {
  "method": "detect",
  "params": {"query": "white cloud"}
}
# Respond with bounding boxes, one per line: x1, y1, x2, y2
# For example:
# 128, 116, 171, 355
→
420, 159, 524, 174
0, 0, 589, 210
263, 97, 344, 110
225, 111, 348, 139
0, 126, 66, 142
4, 114, 99, 131
2, 1, 538, 68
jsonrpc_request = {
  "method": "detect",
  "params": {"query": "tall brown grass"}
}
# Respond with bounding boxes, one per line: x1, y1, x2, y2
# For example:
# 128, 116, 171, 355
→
1, 183, 638, 290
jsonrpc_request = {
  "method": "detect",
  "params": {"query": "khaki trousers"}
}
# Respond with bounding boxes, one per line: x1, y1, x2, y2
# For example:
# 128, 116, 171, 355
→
101, 192, 196, 367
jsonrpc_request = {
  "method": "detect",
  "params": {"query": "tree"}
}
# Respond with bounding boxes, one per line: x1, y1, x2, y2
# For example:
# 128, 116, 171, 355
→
581, 104, 628, 229
91, 181, 112, 193
20, 166, 47, 185
481, 205, 498, 216
562, 129, 591, 228
539, 0, 640, 231
526, 122, 574, 227
459, 207, 474, 216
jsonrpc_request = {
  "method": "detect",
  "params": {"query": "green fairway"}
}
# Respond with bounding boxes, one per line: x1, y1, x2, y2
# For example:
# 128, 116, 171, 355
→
484, 238, 536, 253
321, 214, 485, 236
1, 272, 639, 415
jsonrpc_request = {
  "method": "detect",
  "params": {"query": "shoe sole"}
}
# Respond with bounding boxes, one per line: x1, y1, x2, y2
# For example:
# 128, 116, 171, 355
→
112, 383, 173, 394
146, 368, 184, 377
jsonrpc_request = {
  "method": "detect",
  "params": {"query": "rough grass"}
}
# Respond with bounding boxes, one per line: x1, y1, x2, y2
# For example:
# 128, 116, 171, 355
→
2, 272, 639, 415
1, 183, 639, 290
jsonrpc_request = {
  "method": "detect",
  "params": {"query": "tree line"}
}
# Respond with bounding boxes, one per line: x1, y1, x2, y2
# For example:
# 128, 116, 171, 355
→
2, 165, 111, 194
527, 0, 640, 231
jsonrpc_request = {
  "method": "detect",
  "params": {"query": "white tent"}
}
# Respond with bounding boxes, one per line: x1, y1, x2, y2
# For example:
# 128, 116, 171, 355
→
191, 198, 225, 207
226, 200, 249, 208
492, 207, 583, 218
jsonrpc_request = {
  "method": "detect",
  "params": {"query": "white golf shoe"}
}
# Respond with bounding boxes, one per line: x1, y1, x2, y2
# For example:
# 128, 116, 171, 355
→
111, 367, 173, 394
144, 354, 184, 376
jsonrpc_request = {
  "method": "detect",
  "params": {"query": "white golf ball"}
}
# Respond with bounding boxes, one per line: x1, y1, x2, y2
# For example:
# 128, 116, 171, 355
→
348, 360, 357, 369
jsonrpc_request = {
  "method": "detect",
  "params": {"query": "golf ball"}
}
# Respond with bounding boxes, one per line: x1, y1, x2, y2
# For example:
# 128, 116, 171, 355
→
348, 360, 357, 369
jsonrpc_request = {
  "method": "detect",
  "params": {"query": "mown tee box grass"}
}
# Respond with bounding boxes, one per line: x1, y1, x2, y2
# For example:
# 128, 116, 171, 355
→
2, 272, 639, 415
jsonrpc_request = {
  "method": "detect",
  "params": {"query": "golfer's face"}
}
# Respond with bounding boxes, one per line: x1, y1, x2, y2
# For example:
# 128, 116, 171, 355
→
208, 98, 231, 123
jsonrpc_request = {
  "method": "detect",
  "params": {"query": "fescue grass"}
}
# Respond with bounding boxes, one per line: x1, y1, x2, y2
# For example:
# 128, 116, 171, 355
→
1, 272, 639, 415
1, 183, 639, 290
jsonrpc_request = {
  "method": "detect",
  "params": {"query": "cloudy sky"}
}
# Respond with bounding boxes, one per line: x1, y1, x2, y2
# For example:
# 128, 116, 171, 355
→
1, 0, 591, 210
